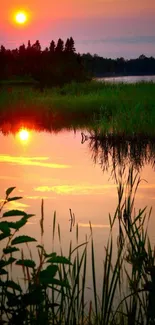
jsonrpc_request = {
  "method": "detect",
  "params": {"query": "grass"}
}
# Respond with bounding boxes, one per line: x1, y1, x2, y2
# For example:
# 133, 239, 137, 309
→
0, 80, 155, 135
0, 168, 155, 324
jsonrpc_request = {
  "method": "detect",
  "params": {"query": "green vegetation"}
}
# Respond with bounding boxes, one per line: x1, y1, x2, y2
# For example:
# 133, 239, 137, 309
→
1, 169, 155, 324
0, 76, 38, 86
0, 81, 155, 135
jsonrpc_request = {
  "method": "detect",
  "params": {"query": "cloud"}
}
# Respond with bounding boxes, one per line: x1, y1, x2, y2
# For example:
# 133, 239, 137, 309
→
26, 195, 56, 200
4, 201, 29, 211
0, 155, 70, 169
78, 35, 155, 45
34, 184, 116, 195
79, 223, 111, 228
34, 182, 155, 196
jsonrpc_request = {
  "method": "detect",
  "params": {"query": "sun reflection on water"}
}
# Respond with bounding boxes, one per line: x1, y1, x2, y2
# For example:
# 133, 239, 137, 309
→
18, 128, 30, 143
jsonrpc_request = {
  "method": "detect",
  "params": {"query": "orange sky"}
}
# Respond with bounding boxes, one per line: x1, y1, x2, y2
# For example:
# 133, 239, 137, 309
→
1, 0, 155, 57
1, 0, 154, 19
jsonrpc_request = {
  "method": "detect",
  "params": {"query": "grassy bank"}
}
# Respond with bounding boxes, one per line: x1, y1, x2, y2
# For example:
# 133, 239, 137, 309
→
0, 81, 155, 135
0, 169, 155, 324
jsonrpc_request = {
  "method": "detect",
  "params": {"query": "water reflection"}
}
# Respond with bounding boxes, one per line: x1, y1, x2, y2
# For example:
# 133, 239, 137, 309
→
0, 115, 83, 136
97, 75, 155, 84
1, 120, 155, 177
81, 131, 155, 172
1, 121, 155, 174
0, 122, 155, 238
18, 128, 30, 142
1, 122, 155, 287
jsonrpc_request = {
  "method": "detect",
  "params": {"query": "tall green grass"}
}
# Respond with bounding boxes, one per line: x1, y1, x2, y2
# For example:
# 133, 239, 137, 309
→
0, 167, 155, 324
0, 81, 155, 135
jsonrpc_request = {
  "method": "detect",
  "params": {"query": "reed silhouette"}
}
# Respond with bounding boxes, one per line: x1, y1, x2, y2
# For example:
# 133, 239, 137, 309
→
81, 131, 155, 172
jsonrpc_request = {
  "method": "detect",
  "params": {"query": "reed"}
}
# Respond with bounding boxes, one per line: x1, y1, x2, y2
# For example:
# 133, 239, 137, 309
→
0, 81, 155, 135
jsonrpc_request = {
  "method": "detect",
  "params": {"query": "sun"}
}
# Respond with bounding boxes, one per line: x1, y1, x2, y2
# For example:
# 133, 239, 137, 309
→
19, 129, 29, 141
15, 11, 27, 24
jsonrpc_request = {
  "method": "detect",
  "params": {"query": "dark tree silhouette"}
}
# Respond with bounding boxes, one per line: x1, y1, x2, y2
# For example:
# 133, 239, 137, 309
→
0, 45, 6, 54
65, 37, 75, 53
0, 37, 155, 86
32, 40, 41, 52
55, 38, 64, 53
49, 40, 55, 53
27, 40, 31, 50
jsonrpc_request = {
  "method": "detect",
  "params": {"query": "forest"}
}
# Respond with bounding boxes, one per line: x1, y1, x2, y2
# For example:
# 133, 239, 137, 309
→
0, 37, 155, 87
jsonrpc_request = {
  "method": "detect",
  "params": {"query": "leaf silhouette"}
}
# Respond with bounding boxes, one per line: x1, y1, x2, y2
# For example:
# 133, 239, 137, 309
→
16, 259, 36, 268
0, 233, 11, 241
0, 221, 11, 235
47, 255, 72, 265
39, 265, 58, 285
0, 257, 16, 268
0, 269, 8, 275
5, 280, 22, 292
22, 288, 44, 305
3, 210, 28, 218
3, 246, 19, 255
7, 196, 23, 202
6, 187, 16, 197
6, 217, 28, 230
11, 235, 37, 245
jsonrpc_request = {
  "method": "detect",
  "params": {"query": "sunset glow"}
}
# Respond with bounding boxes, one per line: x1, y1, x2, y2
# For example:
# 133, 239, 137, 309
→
0, 0, 153, 58
15, 11, 27, 24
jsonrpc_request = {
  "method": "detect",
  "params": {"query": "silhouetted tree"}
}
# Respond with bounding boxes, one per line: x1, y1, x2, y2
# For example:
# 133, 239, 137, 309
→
19, 44, 26, 53
0, 45, 6, 54
0, 38, 155, 86
55, 38, 64, 53
49, 40, 55, 53
69, 37, 76, 53
65, 37, 75, 53
139, 54, 146, 60
32, 40, 41, 52
27, 40, 31, 50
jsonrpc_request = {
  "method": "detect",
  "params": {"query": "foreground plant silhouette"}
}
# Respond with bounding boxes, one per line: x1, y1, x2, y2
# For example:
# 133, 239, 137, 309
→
0, 187, 72, 324
0, 170, 155, 325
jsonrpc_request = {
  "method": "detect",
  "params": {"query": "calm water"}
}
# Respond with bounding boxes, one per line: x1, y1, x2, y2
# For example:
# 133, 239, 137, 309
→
97, 75, 155, 83
0, 129, 155, 246
1, 128, 155, 297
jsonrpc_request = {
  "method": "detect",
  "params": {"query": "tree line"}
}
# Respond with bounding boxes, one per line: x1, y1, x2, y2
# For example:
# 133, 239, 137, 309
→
0, 38, 88, 87
82, 53, 155, 77
0, 37, 155, 86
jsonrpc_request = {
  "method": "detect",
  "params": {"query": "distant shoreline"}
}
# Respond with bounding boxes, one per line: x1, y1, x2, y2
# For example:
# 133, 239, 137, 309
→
94, 73, 155, 78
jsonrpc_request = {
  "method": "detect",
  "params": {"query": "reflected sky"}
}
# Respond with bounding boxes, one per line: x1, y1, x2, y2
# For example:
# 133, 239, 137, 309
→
0, 127, 155, 257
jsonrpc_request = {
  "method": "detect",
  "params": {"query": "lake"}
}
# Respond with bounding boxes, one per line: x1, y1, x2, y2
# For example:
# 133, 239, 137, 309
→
1, 128, 155, 280
1, 78, 155, 323
97, 75, 155, 83
1, 75, 155, 310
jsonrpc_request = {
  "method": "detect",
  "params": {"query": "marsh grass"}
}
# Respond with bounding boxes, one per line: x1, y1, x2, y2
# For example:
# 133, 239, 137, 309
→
0, 81, 155, 135
0, 168, 155, 324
